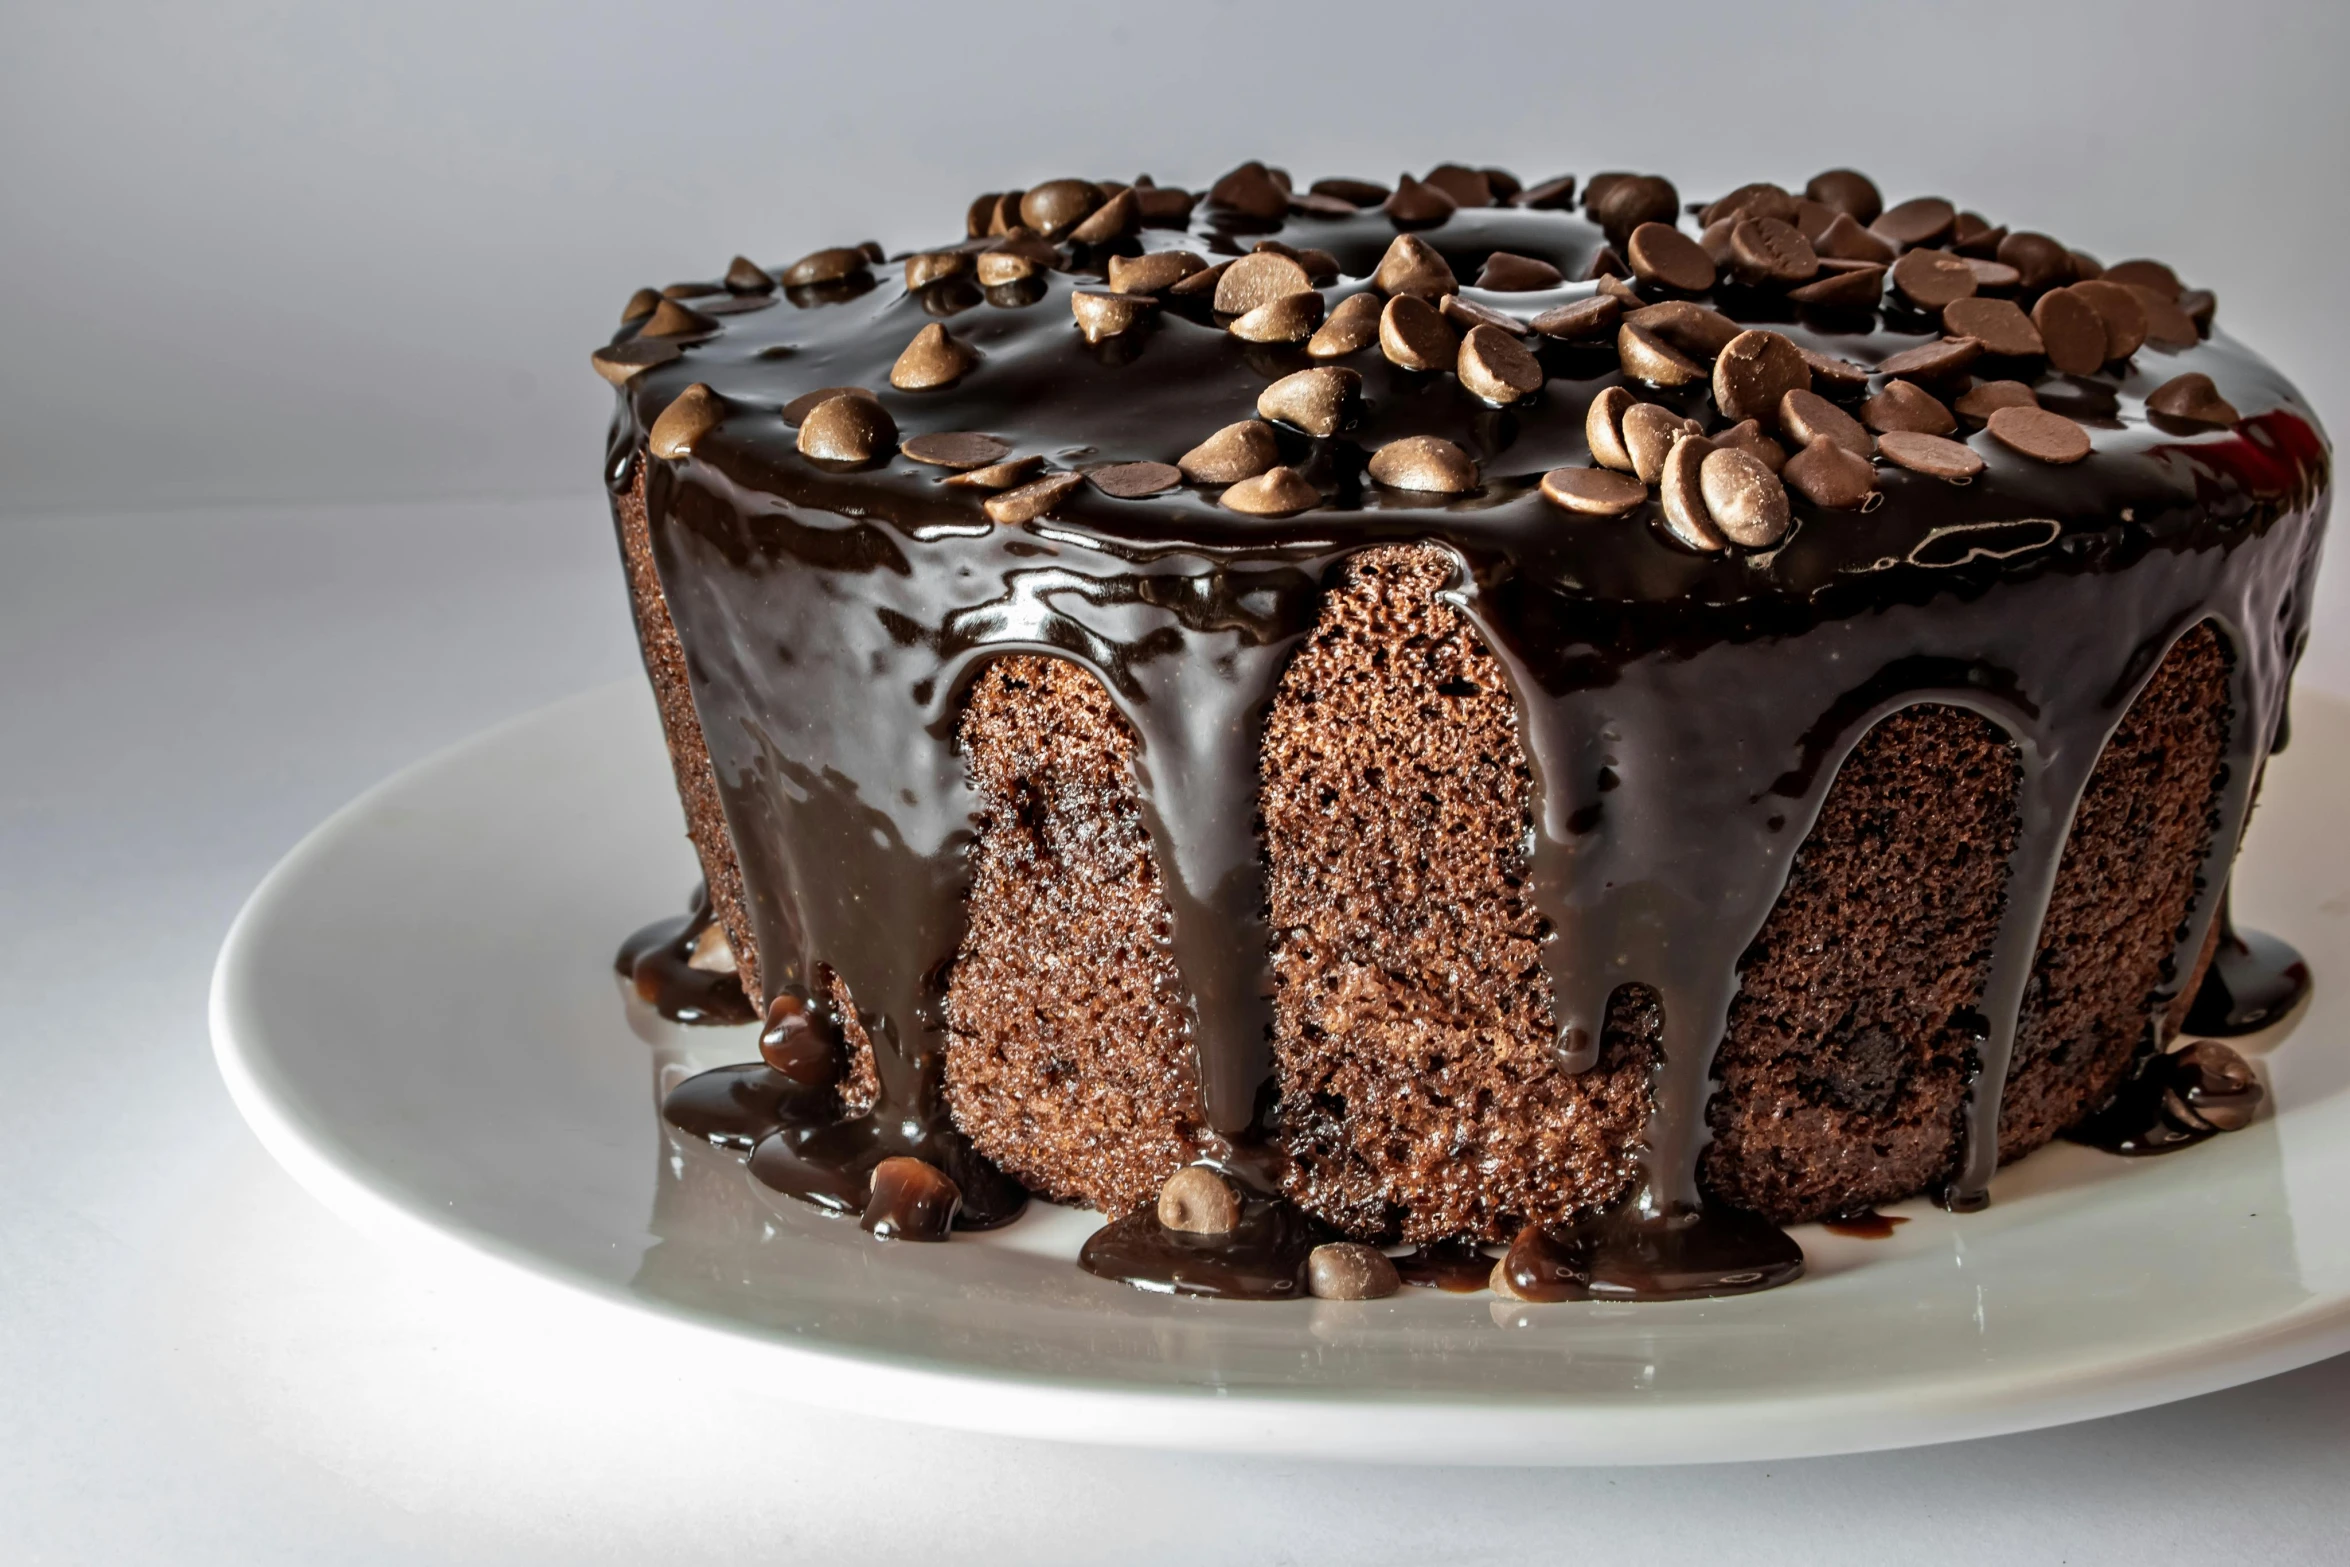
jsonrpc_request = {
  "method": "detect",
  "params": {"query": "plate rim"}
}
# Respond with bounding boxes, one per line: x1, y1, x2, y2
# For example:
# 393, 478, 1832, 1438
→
208, 681, 2350, 1466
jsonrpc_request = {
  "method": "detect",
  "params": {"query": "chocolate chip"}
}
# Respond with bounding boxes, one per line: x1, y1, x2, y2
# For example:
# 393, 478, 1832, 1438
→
1876, 430, 1984, 481
1514, 173, 1578, 209
1584, 245, 1629, 281
1618, 322, 1707, 387
1221, 465, 1321, 517
861, 1156, 961, 1241
1876, 338, 1981, 381
1622, 401, 1700, 484
1701, 182, 1799, 227
2146, 371, 2240, 426
2131, 285, 2201, 351
621, 287, 662, 324
2162, 1040, 2262, 1133
1658, 434, 1728, 552
1697, 218, 1736, 267
2071, 279, 2149, 360
1442, 295, 1529, 336
1307, 291, 1383, 358
1997, 231, 2073, 293
982, 469, 1084, 524
1805, 169, 1883, 224
1087, 460, 1183, 499
1715, 418, 1788, 474
1372, 233, 1457, 299
975, 251, 1039, 286
1379, 294, 1459, 372
1541, 465, 1648, 516
1269, 242, 1341, 285
1788, 264, 1885, 307
2105, 258, 2182, 300
1955, 380, 2039, 422
648, 383, 723, 458
1714, 329, 1812, 427
780, 385, 875, 425
1987, 404, 2091, 463
781, 246, 871, 287
1815, 212, 1897, 265
642, 298, 720, 340
987, 192, 1024, 236
1626, 299, 1741, 358
1167, 259, 1231, 298
1132, 180, 1198, 225
1793, 197, 1838, 243
1229, 291, 1324, 343
2179, 288, 2217, 331
1105, 251, 1200, 296
1890, 249, 1977, 310
1420, 163, 1493, 208
902, 431, 1013, 469
1367, 435, 1479, 494
1178, 420, 1281, 483
1067, 188, 1139, 244
1627, 222, 1715, 291
1951, 213, 2006, 258
1872, 196, 1956, 250
965, 193, 999, 239
1208, 161, 1289, 220
1215, 251, 1314, 315
1307, 1242, 1402, 1301
724, 256, 775, 294
1476, 251, 1565, 291
1310, 176, 1391, 207
904, 250, 970, 290
1863, 379, 1956, 436
1800, 349, 1872, 396
2069, 249, 2105, 280
1532, 294, 1621, 340
1585, 386, 1638, 472
1942, 296, 2044, 357
1382, 173, 1457, 225
1459, 324, 1544, 404
1779, 388, 1872, 459
890, 322, 978, 389
1729, 217, 1819, 286
1784, 437, 1878, 509
942, 455, 1044, 491
1585, 173, 1679, 237
590, 337, 682, 385
797, 392, 897, 463
2032, 287, 2108, 376
1963, 257, 2022, 291
1701, 446, 1792, 547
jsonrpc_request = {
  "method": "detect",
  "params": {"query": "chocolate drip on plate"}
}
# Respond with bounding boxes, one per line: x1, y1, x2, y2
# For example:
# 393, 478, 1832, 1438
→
614, 880, 756, 1025
2186, 889, 2312, 1036
1078, 1177, 1333, 1300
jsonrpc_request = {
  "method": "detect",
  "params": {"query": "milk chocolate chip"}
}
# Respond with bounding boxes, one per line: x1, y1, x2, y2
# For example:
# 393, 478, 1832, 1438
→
1307, 291, 1383, 358
1729, 218, 1819, 287
1585, 385, 1638, 472
1658, 434, 1729, 553
1220, 465, 1321, 517
648, 383, 723, 459
1215, 251, 1314, 315
1108, 251, 1207, 295
1367, 435, 1479, 494
1700, 447, 1793, 547
1876, 430, 1984, 481
2071, 279, 2150, 360
2033, 286, 2109, 375
1942, 297, 2044, 357
1784, 437, 1878, 509
1458, 324, 1544, 404
861, 1156, 960, 1241
1713, 330, 1812, 427
1541, 466, 1649, 517
781, 246, 871, 287
1628, 222, 1716, 291
798, 392, 897, 463
1805, 168, 1883, 223
1779, 389, 1872, 458
1382, 173, 1457, 224
1089, 461, 1183, 498
902, 431, 1013, 469
1622, 401, 1701, 484
1307, 1242, 1402, 1301
1208, 161, 1290, 220
1531, 294, 1622, 340
591, 338, 682, 385
1954, 380, 2039, 422
1228, 291, 1324, 344
1381, 294, 1459, 371
1872, 196, 1957, 250
1178, 420, 1282, 484
1862, 380, 1957, 436
1373, 233, 1458, 298
890, 323, 978, 389
1788, 264, 1886, 307
2146, 372, 2240, 426
1476, 251, 1566, 290
1890, 249, 1977, 310
1618, 322, 1706, 387
1986, 404, 2092, 463
982, 470, 1085, 524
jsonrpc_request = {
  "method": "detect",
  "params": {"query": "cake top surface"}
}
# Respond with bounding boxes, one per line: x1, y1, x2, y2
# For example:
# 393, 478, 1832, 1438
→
598, 162, 2327, 614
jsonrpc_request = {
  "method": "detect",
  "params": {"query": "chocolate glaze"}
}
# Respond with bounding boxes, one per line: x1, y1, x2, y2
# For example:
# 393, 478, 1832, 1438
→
1393, 1238, 1503, 1293
614, 880, 756, 1025
612, 183, 2329, 1299
2186, 892, 2312, 1036
1079, 1174, 1332, 1300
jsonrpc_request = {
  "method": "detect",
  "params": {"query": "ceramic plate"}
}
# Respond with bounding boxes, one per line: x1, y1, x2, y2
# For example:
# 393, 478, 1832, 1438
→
211, 680, 2350, 1464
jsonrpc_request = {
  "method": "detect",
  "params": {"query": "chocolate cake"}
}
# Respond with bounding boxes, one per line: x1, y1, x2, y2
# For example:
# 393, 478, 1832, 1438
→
602, 163, 2328, 1303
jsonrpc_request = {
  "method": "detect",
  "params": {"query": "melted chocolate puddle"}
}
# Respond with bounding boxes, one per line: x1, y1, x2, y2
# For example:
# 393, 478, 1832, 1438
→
1821, 1210, 1909, 1240
2067, 1039, 2266, 1155
1393, 1238, 1500, 1292
615, 881, 756, 1025
2186, 891, 2311, 1036
1498, 1205, 1806, 1303
1078, 1177, 1333, 1300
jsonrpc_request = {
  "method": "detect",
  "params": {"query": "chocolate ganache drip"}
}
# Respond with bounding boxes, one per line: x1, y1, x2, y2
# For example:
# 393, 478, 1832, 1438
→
605, 162, 2329, 1300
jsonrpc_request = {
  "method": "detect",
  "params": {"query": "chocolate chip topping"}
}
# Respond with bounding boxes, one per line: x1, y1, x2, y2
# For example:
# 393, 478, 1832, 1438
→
2105, 258, 2182, 299
1215, 251, 1314, 314
620, 286, 661, 324
1800, 348, 1872, 395
1871, 196, 1957, 250
1805, 168, 1883, 223
1069, 188, 1139, 244
1228, 291, 1325, 344
1714, 418, 1788, 474
1459, 324, 1544, 404
1619, 322, 1706, 387
1876, 338, 1981, 381
1783, 435, 1878, 509
1220, 464, 1321, 516
796, 391, 896, 463
779, 385, 875, 426
1442, 295, 1529, 336
1863, 379, 1957, 436
1108, 250, 1207, 294
1700, 446, 1793, 547
1177, 420, 1281, 484
1208, 161, 1290, 220
1955, 380, 2039, 422
1372, 233, 1457, 299
901, 431, 1013, 469
904, 250, 968, 290
642, 298, 720, 340
2071, 279, 2150, 360
941, 454, 1044, 491
1702, 182, 1799, 227
1729, 218, 1820, 287
1382, 173, 1457, 225
2147, 372, 2241, 427
1088, 460, 1184, 498
1531, 294, 1622, 341
861, 1156, 961, 1241
1996, 230, 2073, 292
1307, 291, 1383, 358
1942, 297, 2044, 358
1658, 434, 1729, 552
890, 322, 978, 389
781, 246, 871, 287
1986, 404, 2092, 463
1584, 172, 1679, 237
1070, 289, 1158, 344
1876, 430, 1985, 481
1379, 293, 1458, 371
1309, 176, 1391, 207
1628, 222, 1716, 292
2033, 287, 2110, 376
981, 469, 1085, 524
1585, 386, 1638, 473
724, 256, 775, 295
1713, 330, 1812, 427
1306, 1242, 1401, 1301
1779, 388, 1872, 459
2163, 1040, 2263, 1133
1628, 299, 1741, 358
1622, 401, 1700, 484
1788, 264, 1886, 308
648, 383, 723, 458
1816, 212, 1897, 265
1476, 250, 1566, 291
1368, 435, 1480, 494
591, 337, 683, 385
1541, 465, 1648, 516
1890, 249, 1978, 310
2134, 287, 2201, 351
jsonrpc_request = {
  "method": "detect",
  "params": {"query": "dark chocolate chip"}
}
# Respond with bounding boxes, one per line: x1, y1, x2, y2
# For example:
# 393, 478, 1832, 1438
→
1421, 163, 1495, 208
1513, 174, 1578, 210
2163, 1040, 2262, 1132
2146, 372, 2240, 426
1309, 176, 1391, 207
1876, 430, 1984, 481
1986, 404, 2092, 463
902, 431, 1013, 469
861, 1156, 960, 1241
724, 256, 775, 294
1383, 173, 1458, 225
1307, 1242, 1402, 1301
620, 287, 662, 324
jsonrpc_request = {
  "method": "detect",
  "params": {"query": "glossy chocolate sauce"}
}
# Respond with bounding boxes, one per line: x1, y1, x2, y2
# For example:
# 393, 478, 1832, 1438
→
1821, 1210, 1909, 1240
2067, 1039, 2267, 1155
2186, 891, 2312, 1036
615, 880, 756, 1025
1393, 1238, 1503, 1293
1078, 1176, 1331, 1300
614, 181, 2328, 1299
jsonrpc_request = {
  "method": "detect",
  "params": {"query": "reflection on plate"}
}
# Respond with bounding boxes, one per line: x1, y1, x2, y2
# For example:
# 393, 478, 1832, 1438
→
212, 681, 2350, 1464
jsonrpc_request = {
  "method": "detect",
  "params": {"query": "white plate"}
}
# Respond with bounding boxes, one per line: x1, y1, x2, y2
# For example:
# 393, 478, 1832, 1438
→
211, 679, 2350, 1465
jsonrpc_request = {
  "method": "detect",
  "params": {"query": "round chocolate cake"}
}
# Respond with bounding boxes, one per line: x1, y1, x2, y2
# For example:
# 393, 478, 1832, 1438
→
601, 162, 2328, 1303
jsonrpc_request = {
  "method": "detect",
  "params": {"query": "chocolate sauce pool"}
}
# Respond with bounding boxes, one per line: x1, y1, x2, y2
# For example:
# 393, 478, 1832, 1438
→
612, 189, 2329, 1300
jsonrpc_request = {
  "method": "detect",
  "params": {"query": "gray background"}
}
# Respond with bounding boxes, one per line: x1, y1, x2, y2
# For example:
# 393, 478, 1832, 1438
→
4, 2, 2348, 1562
